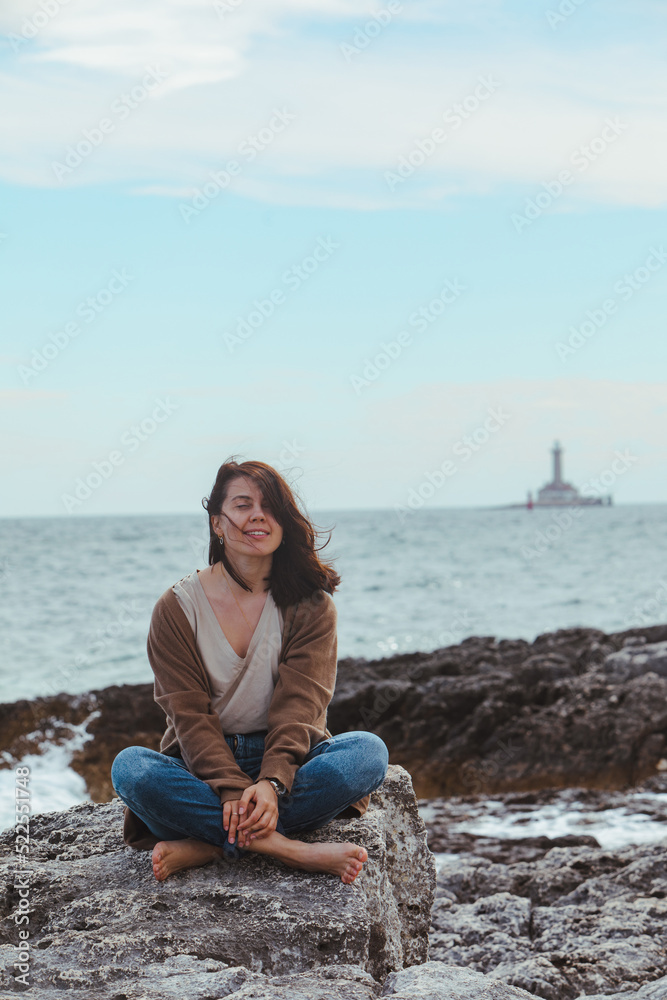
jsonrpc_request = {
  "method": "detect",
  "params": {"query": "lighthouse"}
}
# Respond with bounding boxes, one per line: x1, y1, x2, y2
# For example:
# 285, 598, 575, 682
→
533, 441, 611, 506
505, 441, 613, 508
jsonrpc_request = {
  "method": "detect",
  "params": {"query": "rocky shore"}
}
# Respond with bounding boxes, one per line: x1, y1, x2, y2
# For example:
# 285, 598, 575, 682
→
2, 625, 667, 997
2, 773, 666, 998
329, 623, 667, 798
424, 774, 667, 998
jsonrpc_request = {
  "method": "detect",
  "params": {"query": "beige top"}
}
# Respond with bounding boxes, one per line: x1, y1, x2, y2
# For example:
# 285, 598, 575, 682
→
172, 569, 284, 735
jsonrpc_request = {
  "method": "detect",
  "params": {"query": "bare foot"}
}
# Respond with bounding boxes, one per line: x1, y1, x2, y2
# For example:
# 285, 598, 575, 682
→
246, 831, 368, 884
289, 841, 368, 884
151, 838, 224, 881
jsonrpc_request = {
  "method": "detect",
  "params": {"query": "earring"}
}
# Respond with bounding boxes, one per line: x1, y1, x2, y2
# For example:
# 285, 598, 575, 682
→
218, 535, 224, 546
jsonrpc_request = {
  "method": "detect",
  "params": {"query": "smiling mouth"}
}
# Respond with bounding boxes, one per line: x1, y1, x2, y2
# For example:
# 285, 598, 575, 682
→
245, 531, 269, 537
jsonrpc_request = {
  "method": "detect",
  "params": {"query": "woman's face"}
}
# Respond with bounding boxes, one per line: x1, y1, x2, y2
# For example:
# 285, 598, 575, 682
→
212, 475, 283, 557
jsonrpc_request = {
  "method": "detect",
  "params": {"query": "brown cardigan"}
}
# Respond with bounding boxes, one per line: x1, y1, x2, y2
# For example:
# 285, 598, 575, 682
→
122, 584, 368, 849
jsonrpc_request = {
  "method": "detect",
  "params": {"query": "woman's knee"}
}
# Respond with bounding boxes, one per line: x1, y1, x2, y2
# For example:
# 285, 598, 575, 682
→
346, 731, 389, 791
111, 745, 158, 799
364, 731, 389, 785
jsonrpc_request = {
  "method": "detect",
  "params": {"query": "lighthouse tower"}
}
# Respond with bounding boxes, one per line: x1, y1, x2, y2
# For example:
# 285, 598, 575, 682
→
552, 441, 563, 487
536, 441, 579, 505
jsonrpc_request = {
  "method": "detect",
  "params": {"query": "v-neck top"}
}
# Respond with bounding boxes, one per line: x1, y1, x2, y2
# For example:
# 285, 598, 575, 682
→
172, 569, 284, 735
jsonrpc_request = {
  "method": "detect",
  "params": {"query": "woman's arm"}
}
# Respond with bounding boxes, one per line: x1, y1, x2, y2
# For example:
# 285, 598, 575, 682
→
258, 589, 338, 792
148, 593, 254, 803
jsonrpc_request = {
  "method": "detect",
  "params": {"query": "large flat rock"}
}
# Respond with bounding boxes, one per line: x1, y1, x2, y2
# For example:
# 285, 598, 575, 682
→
0, 765, 435, 997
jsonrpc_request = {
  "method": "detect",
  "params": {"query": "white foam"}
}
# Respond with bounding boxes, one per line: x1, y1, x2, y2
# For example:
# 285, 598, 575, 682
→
445, 795, 667, 851
0, 714, 99, 832
418, 802, 439, 824
434, 852, 461, 870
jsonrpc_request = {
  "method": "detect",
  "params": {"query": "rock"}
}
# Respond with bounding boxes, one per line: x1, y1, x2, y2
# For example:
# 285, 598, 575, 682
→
0, 765, 435, 996
226, 964, 380, 1000
381, 961, 539, 998
1, 959, 383, 1000
428, 890, 533, 973
604, 641, 667, 682
487, 956, 569, 1000
430, 839, 667, 999
583, 974, 667, 999
329, 624, 667, 797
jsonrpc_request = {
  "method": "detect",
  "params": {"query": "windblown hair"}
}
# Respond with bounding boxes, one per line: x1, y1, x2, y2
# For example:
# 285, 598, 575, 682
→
202, 458, 340, 608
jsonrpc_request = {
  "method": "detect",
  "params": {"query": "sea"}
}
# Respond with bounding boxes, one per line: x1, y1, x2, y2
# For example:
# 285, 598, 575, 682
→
1, 503, 666, 834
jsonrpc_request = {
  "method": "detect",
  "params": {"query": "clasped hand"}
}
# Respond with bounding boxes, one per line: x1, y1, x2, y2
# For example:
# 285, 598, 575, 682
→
223, 780, 279, 848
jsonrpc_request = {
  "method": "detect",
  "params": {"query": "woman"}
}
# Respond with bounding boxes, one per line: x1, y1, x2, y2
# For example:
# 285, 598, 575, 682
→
111, 458, 389, 884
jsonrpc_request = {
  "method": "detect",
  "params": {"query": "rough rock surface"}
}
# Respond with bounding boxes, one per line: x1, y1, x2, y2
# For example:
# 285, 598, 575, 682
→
381, 962, 538, 998
604, 640, 667, 682
0, 765, 435, 996
583, 976, 667, 1000
329, 625, 667, 797
424, 784, 667, 1000
0, 959, 547, 1000
3, 624, 667, 803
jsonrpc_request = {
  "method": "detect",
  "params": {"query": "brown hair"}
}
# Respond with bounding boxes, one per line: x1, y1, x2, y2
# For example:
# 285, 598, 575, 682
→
201, 458, 340, 608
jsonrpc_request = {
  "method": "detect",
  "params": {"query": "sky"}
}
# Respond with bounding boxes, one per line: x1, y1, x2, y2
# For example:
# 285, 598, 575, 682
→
1, 0, 666, 517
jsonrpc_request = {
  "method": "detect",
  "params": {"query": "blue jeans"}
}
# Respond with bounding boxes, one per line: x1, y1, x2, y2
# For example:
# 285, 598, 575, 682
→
111, 731, 388, 860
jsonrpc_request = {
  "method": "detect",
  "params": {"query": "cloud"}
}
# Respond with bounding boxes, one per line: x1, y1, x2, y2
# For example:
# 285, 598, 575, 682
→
1, 1, 667, 208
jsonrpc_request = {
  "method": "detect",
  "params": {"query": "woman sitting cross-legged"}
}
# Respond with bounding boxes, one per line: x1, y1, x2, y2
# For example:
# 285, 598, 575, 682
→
111, 458, 389, 883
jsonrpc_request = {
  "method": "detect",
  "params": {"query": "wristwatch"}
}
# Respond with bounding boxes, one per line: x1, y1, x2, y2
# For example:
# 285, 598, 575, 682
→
267, 778, 286, 797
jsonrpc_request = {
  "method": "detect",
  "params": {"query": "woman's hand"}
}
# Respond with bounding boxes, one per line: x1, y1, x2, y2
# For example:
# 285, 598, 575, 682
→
235, 780, 279, 845
222, 798, 244, 845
